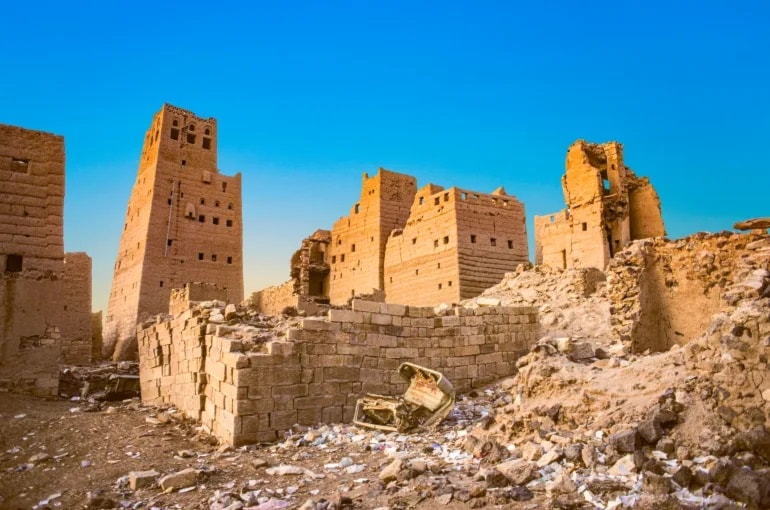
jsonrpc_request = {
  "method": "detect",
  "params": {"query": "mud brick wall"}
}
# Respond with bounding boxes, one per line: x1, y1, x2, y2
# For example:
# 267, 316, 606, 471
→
138, 300, 537, 446
60, 252, 94, 364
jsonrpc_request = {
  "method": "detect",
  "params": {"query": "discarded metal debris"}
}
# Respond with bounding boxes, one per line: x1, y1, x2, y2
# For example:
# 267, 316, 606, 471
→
353, 362, 455, 432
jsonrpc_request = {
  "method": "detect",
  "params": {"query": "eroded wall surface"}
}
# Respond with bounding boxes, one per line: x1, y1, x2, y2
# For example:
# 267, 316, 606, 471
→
138, 299, 537, 445
104, 105, 244, 360
385, 186, 528, 306
535, 140, 665, 270
61, 252, 93, 364
0, 125, 66, 395
329, 169, 417, 304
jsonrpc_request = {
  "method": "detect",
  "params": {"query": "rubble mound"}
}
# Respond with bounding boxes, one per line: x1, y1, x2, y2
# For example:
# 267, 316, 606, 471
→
470, 231, 770, 508
467, 264, 613, 344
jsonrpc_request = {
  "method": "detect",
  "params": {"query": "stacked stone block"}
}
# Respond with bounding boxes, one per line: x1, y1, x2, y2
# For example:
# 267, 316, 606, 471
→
138, 300, 537, 446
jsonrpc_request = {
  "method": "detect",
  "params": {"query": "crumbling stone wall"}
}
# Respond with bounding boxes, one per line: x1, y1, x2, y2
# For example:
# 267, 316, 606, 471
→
329, 169, 417, 304
104, 105, 244, 361
0, 124, 93, 395
607, 232, 768, 353
138, 299, 537, 445
385, 185, 528, 306
535, 140, 665, 270
169, 282, 229, 317
91, 311, 103, 362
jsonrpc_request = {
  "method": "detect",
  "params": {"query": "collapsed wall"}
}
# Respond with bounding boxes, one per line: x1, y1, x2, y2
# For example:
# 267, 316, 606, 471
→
138, 299, 538, 445
608, 231, 769, 353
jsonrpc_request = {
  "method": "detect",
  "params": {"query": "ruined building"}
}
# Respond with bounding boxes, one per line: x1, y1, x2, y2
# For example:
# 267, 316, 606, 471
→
534, 140, 665, 270
329, 168, 529, 306
0, 124, 93, 396
103, 105, 244, 360
250, 230, 331, 316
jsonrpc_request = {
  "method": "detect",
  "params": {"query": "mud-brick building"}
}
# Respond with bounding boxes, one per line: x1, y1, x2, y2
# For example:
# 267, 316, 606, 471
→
328, 168, 529, 306
534, 140, 665, 270
104, 105, 243, 360
384, 184, 528, 306
0, 124, 93, 396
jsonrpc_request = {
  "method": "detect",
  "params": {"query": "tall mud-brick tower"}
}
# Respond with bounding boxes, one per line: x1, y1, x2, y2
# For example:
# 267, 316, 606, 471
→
104, 105, 243, 360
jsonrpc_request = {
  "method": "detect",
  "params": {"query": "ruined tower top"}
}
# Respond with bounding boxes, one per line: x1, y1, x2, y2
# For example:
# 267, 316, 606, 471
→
138, 104, 218, 175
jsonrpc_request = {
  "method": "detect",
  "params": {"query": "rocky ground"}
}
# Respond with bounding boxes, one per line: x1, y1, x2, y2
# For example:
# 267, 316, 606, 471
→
1, 231, 768, 510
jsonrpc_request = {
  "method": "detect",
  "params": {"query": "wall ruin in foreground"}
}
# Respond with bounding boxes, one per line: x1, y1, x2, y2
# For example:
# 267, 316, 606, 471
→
138, 299, 537, 445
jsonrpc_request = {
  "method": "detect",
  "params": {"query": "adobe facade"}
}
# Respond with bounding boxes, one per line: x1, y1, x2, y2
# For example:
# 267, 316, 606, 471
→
534, 140, 665, 270
329, 169, 416, 304
103, 105, 244, 361
384, 185, 528, 306
328, 168, 528, 306
0, 124, 93, 396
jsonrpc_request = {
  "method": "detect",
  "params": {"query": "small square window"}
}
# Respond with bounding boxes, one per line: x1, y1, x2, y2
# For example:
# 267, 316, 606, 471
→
198, 252, 204, 260
202, 137, 211, 150
461, 192, 467, 200
351, 244, 356, 252
412, 238, 417, 245
438, 283, 442, 290
448, 281, 452, 287
434, 197, 440, 205
444, 192, 449, 202
341, 254, 345, 262
331, 255, 336, 264
211, 254, 217, 262
443, 236, 449, 244
434, 239, 439, 248
200, 198, 205, 205
582, 222, 587, 231
159, 281, 164, 287
222, 182, 227, 192
470, 235, 477, 244
187, 133, 196, 144
226, 219, 233, 227
354, 204, 360, 214
415, 269, 419, 275
490, 238, 497, 247
419, 197, 424, 205
507, 240, 513, 249
170, 128, 179, 140
213, 217, 220, 225
227, 256, 233, 264
5, 254, 22, 272
167, 239, 173, 246
198, 215, 205, 222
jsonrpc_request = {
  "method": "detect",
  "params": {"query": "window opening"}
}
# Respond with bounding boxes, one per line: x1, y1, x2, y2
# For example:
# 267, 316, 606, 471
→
582, 222, 588, 231
443, 236, 449, 244
186, 133, 196, 144
211, 254, 217, 262
198, 252, 204, 260
202, 137, 211, 150
170, 128, 179, 140
222, 182, 227, 192
351, 244, 356, 252
212, 217, 220, 225
227, 256, 233, 264
470, 234, 477, 243
490, 238, 497, 247
434, 197, 440, 205
507, 240, 513, 249
198, 215, 205, 222
10, 158, 29, 173
226, 219, 233, 227
433, 239, 439, 248
5, 254, 22, 272
412, 238, 417, 245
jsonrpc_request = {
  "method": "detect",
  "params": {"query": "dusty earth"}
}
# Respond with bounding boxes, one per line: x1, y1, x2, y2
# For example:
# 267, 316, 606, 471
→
0, 388, 548, 510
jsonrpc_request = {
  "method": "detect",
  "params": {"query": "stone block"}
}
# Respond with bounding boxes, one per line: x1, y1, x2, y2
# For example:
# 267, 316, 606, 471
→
351, 300, 380, 313
129, 470, 159, 490
269, 410, 298, 430
323, 366, 359, 382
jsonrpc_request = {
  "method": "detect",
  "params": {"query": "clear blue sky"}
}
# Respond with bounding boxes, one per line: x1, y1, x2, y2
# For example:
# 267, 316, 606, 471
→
2, 1, 768, 313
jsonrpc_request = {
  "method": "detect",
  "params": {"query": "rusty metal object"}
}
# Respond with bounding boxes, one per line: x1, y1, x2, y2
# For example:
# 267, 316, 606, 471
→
353, 362, 455, 432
